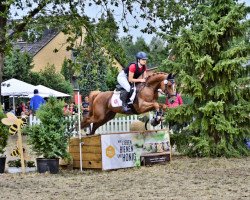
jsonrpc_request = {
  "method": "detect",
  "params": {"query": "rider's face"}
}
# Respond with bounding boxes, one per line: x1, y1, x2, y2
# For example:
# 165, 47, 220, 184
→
139, 59, 147, 66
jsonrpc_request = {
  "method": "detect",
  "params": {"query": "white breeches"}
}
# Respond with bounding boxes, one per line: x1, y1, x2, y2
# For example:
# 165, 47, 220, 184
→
117, 70, 131, 92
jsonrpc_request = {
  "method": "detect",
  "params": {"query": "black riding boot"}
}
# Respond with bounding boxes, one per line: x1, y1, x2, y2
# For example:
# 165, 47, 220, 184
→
120, 91, 131, 112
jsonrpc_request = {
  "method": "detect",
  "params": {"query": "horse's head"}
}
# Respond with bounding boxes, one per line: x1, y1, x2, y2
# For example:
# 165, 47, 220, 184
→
139, 72, 176, 104
160, 73, 176, 96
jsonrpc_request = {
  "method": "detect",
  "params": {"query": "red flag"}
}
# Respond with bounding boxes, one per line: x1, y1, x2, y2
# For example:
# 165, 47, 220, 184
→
74, 94, 82, 105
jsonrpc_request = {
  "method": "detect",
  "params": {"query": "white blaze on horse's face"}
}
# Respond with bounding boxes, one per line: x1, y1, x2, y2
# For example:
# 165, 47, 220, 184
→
172, 84, 176, 94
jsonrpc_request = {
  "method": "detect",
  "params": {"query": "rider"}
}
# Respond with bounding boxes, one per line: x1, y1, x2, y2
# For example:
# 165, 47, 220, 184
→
117, 51, 148, 112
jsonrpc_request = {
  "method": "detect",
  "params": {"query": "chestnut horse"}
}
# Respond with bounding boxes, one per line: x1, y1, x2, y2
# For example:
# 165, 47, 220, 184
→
81, 72, 173, 135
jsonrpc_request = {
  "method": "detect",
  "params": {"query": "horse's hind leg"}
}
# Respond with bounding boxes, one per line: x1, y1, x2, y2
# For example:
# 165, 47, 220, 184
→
89, 112, 116, 135
80, 116, 91, 129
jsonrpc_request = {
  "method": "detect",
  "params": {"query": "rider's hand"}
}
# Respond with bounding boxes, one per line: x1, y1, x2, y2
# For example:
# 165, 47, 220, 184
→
140, 79, 146, 83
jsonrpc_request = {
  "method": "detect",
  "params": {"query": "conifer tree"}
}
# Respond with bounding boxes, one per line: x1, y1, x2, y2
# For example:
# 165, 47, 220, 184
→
160, 0, 250, 157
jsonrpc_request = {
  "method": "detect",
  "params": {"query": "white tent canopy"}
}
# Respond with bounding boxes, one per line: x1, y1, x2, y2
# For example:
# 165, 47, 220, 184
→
29, 85, 70, 98
1, 78, 36, 96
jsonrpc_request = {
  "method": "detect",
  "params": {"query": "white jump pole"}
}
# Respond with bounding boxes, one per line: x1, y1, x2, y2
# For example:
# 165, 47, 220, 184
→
77, 90, 83, 171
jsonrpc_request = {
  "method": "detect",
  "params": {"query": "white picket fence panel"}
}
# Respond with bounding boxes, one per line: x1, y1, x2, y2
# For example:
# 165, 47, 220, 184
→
95, 115, 139, 134
29, 114, 78, 137
29, 115, 41, 125
28, 113, 166, 136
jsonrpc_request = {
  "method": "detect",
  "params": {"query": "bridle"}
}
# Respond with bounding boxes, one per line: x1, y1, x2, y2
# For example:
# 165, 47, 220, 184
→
163, 78, 176, 96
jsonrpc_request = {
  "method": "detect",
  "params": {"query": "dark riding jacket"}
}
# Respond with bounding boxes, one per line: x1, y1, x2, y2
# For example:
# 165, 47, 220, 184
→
124, 63, 146, 79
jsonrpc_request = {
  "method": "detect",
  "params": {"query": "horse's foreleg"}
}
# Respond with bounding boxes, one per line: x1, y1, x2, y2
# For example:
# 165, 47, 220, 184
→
80, 116, 91, 129
159, 103, 167, 110
138, 101, 161, 113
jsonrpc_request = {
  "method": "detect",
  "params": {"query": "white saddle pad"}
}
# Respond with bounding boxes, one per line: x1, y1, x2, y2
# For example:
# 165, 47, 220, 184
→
111, 91, 123, 107
111, 89, 136, 108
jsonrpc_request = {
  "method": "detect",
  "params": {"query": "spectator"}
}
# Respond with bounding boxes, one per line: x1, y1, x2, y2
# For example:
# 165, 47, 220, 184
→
165, 72, 183, 108
69, 102, 77, 115
165, 92, 183, 132
30, 89, 45, 114
25, 101, 30, 116
82, 96, 89, 117
63, 103, 70, 116
15, 102, 27, 116
165, 73, 183, 131
166, 93, 183, 108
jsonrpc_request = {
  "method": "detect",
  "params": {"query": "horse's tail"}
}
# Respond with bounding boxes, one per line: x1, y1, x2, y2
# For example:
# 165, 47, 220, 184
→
88, 91, 101, 117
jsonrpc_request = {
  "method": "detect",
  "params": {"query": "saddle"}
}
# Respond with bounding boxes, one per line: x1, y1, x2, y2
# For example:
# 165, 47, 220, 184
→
111, 84, 136, 108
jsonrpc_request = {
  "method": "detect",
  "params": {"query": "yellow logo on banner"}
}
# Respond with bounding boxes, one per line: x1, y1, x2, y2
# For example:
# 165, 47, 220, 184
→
106, 145, 115, 158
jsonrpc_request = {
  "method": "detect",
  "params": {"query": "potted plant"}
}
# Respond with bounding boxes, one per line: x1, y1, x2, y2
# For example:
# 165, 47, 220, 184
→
0, 106, 9, 173
25, 97, 72, 174
7, 159, 36, 173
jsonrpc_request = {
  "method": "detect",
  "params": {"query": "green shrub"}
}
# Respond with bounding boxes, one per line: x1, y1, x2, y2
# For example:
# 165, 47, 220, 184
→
0, 106, 9, 156
26, 97, 72, 159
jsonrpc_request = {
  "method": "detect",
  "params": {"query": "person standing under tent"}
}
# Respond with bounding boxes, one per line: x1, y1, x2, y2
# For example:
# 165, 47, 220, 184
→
30, 89, 45, 114
16, 102, 25, 116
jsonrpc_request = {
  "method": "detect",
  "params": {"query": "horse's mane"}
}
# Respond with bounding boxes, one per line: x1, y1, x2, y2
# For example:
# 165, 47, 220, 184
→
145, 72, 168, 84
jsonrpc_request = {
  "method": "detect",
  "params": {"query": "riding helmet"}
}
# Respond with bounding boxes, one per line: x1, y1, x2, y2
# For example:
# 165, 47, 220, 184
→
136, 51, 148, 60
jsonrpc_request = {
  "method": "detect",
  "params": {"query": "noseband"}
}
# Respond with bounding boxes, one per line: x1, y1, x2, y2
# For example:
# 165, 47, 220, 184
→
163, 78, 176, 95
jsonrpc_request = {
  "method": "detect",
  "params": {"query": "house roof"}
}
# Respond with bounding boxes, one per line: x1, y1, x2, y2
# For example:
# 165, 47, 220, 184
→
14, 29, 59, 57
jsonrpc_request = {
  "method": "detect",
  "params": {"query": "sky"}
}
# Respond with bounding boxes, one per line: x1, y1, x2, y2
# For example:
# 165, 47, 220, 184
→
10, 0, 250, 44
84, 0, 250, 43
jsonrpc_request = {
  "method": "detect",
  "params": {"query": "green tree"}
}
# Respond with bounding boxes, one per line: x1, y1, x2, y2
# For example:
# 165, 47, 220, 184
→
119, 36, 150, 65
1, 0, 200, 101
96, 11, 127, 67
0, 106, 8, 155
119, 36, 136, 65
3, 49, 33, 81
148, 36, 169, 68
76, 47, 110, 96
107, 65, 119, 91
71, 12, 125, 96
61, 58, 75, 83
3, 48, 73, 95
160, 0, 250, 157
38, 64, 73, 95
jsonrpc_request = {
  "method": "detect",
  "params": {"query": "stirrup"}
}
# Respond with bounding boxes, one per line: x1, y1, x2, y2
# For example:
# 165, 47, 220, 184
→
122, 105, 131, 112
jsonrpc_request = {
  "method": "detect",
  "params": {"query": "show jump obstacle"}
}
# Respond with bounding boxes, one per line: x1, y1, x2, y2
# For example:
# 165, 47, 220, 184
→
69, 129, 171, 170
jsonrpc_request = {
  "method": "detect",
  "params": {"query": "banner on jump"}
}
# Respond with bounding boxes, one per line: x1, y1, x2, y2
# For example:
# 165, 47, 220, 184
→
101, 130, 170, 170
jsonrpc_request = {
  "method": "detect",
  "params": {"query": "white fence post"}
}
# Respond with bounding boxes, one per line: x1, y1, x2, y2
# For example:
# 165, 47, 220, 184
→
29, 115, 41, 125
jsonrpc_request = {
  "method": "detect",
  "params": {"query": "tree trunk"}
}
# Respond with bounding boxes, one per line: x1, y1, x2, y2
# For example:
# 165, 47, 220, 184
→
0, 1, 8, 104
0, 52, 3, 103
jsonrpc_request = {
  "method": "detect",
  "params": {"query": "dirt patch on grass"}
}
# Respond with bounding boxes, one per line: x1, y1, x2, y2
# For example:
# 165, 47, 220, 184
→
0, 156, 249, 200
